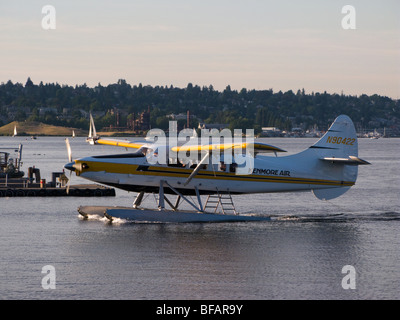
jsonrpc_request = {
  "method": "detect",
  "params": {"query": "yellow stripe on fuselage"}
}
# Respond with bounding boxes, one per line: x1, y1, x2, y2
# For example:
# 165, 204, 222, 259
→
76, 160, 355, 187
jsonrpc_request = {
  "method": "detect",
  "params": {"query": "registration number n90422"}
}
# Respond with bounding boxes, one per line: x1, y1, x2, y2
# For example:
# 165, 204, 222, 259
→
326, 136, 355, 145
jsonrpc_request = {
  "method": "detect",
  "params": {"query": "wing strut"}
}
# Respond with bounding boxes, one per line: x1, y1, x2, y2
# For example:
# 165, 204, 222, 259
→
184, 152, 209, 186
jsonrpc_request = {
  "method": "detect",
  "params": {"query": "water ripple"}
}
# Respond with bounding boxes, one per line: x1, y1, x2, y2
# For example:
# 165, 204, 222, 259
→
271, 211, 400, 222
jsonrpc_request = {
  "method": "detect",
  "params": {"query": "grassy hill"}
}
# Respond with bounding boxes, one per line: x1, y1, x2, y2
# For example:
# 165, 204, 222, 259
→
0, 121, 87, 136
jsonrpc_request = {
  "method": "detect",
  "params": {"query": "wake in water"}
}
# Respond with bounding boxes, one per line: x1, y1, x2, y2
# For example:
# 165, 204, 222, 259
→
77, 214, 127, 224
270, 211, 400, 222
76, 210, 400, 224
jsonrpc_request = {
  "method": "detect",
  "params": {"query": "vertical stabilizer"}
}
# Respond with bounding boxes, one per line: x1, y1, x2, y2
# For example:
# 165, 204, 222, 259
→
311, 115, 358, 158
310, 115, 368, 200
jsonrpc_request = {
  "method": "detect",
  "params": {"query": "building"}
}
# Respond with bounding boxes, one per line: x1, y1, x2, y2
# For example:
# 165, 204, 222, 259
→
128, 107, 151, 133
198, 123, 228, 130
260, 127, 282, 137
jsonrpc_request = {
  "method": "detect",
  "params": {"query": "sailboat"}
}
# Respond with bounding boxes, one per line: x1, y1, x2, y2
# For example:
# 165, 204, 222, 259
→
12, 125, 17, 137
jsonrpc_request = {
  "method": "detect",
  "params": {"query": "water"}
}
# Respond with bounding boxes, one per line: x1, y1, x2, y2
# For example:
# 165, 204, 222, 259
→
0, 136, 399, 300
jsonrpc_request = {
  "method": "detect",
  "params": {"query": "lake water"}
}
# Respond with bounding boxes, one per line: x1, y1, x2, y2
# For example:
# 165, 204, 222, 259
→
0, 136, 399, 300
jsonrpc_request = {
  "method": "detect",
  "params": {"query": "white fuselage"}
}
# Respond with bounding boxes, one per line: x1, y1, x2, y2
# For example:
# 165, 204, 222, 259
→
72, 149, 355, 195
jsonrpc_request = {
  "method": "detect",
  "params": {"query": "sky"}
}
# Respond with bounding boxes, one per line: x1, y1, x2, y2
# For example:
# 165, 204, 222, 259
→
1, 0, 399, 98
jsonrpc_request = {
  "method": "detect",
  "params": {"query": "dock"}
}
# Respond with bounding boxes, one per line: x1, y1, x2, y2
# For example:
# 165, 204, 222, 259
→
1, 144, 115, 197
0, 177, 115, 197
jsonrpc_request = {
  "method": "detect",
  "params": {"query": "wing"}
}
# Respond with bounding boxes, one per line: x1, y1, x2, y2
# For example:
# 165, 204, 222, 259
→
86, 113, 286, 155
171, 142, 286, 154
92, 138, 147, 150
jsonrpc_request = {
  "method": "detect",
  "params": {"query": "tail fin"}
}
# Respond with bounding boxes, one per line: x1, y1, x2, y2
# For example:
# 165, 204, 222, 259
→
310, 115, 370, 200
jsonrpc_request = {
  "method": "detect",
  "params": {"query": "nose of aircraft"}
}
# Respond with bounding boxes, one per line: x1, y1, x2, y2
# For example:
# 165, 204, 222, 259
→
64, 161, 75, 172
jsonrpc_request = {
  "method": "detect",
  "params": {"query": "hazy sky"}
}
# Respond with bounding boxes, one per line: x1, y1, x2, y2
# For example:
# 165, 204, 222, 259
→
1, 0, 399, 98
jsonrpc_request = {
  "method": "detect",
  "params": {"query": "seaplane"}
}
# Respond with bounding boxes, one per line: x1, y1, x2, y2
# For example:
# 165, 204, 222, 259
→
64, 114, 370, 223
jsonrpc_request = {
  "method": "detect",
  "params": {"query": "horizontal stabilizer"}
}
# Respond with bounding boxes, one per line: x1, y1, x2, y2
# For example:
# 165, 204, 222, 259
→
321, 156, 370, 166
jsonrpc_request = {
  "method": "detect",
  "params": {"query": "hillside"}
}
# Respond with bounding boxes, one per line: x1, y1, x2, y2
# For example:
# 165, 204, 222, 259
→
0, 121, 87, 136
1, 79, 399, 136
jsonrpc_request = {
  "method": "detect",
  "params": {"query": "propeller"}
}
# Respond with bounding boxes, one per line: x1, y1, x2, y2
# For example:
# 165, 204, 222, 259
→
66, 137, 72, 163
65, 138, 73, 194
64, 139, 89, 194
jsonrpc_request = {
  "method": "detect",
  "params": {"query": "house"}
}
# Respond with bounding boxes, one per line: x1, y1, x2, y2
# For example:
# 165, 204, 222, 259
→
260, 127, 282, 137
198, 123, 228, 130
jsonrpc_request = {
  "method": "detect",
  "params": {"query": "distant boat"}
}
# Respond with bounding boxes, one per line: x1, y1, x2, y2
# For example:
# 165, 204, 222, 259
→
12, 125, 17, 137
31, 136, 37, 140
370, 129, 380, 139
72, 130, 75, 138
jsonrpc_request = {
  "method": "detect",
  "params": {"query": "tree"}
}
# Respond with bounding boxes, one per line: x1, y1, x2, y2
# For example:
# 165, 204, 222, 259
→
25, 77, 34, 87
